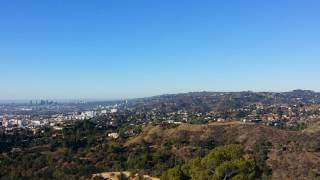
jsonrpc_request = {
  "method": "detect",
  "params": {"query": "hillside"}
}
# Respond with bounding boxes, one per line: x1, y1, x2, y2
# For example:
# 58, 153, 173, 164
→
1, 119, 319, 179
128, 90, 320, 112
125, 122, 320, 180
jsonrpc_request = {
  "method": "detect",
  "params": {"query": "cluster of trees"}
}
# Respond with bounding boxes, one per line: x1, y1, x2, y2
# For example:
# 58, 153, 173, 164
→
0, 120, 122, 179
0, 120, 181, 179
126, 144, 179, 176
161, 144, 257, 180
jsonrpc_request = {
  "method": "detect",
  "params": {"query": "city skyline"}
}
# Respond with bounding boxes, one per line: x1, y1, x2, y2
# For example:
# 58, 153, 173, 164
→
1, 0, 320, 99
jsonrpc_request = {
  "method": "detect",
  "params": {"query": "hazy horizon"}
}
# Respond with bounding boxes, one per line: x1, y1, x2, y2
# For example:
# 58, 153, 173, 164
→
0, 89, 318, 102
1, 0, 320, 100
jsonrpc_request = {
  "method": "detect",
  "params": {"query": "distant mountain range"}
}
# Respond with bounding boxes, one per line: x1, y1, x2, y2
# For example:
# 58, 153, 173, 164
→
129, 90, 320, 112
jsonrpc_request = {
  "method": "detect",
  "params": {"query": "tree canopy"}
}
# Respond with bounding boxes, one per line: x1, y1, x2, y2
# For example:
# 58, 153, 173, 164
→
161, 144, 256, 180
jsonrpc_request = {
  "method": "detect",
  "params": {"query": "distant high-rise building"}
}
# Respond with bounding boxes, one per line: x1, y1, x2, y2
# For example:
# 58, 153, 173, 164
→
40, 100, 46, 105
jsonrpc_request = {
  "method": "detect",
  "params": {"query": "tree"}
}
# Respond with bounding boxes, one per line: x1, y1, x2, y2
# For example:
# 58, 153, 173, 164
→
161, 165, 189, 180
161, 144, 258, 180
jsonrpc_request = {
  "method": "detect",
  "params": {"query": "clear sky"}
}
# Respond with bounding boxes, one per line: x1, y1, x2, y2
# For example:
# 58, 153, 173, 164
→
0, 0, 320, 100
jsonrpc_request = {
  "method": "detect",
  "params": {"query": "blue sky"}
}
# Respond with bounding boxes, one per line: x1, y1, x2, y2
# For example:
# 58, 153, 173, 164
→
0, 0, 320, 100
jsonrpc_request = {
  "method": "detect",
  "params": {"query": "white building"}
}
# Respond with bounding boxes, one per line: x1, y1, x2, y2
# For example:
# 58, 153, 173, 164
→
108, 133, 120, 139
110, 108, 118, 113
31, 120, 41, 126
